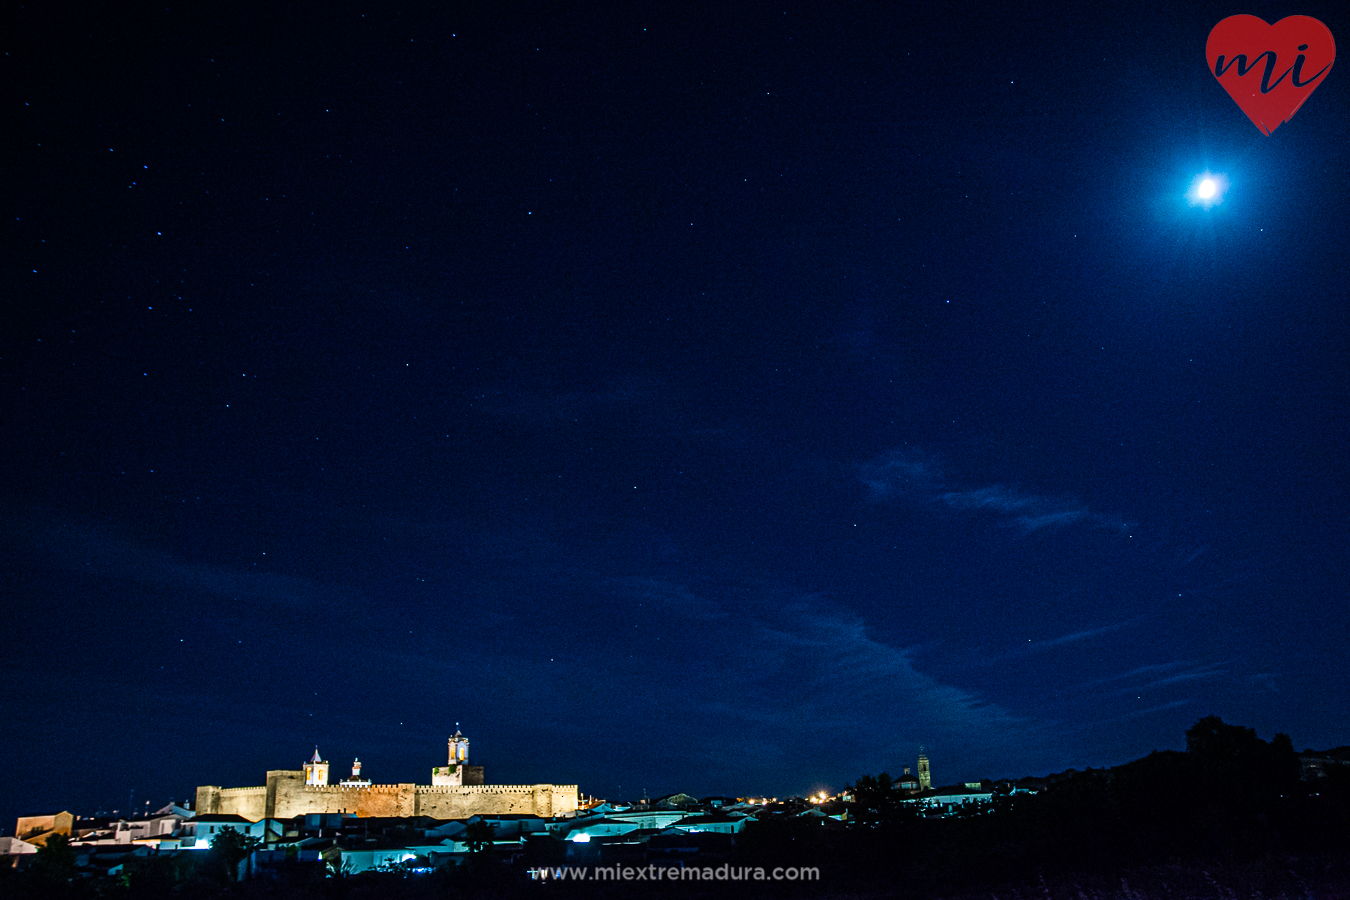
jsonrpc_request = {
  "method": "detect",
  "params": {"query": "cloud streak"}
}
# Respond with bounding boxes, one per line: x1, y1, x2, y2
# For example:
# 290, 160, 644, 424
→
861, 451, 1129, 535
597, 577, 1033, 774
20, 513, 361, 611
1070, 659, 1228, 699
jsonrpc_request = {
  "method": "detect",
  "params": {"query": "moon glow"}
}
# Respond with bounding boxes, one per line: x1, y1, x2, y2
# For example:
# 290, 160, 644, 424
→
1187, 172, 1228, 208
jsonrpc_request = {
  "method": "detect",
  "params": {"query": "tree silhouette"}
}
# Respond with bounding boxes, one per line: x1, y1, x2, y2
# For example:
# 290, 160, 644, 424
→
31, 832, 76, 884
210, 826, 261, 882
463, 819, 496, 855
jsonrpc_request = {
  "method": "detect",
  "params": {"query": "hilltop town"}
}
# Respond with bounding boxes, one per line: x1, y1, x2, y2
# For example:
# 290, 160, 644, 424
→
4, 718, 1350, 898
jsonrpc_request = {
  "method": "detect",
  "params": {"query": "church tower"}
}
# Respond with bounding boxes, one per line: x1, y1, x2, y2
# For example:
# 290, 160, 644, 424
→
917, 747, 931, 790
432, 724, 484, 786
304, 747, 330, 786
450, 727, 470, 765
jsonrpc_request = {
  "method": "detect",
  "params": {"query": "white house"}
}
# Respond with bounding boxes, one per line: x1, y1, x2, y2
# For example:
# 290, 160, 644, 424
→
0, 837, 39, 867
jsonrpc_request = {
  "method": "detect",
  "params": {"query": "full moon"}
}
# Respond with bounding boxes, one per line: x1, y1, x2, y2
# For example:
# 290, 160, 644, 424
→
1188, 172, 1228, 208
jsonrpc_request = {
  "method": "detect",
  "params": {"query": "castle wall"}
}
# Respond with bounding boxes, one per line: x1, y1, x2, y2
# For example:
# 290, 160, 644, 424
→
195, 785, 267, 821
414, 783, 577, 819
199, 771, 577, 821
15, 812, 74, 843
270, 771, 417, 817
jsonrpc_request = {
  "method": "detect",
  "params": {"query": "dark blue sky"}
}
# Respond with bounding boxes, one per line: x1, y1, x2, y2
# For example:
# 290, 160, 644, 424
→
4, 1, 1348, 827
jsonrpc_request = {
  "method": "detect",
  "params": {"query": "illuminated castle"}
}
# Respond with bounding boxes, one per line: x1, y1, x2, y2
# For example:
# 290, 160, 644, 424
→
196, 727, 576, 821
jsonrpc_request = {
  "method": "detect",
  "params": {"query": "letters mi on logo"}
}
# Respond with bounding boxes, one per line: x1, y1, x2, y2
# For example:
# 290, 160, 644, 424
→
1207, 15, 1335, 135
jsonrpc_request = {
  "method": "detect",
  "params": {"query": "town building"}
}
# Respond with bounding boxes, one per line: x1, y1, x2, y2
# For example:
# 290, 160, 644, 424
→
0, 837, 39, 868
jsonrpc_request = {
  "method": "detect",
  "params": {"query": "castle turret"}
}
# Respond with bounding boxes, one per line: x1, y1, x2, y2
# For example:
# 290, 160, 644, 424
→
340, 757, 371, 787
450, 726, 470, 764
432, 723, 484, 785
304, 747, 330, 786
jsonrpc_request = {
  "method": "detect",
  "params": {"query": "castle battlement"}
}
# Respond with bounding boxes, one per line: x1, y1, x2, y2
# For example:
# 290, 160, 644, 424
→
195, 731, 578, 821
299, 783, 411, 795
416, 783, 577, 795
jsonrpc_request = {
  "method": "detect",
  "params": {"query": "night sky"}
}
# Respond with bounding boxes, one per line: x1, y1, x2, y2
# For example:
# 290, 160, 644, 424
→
5, 1, 1349, 827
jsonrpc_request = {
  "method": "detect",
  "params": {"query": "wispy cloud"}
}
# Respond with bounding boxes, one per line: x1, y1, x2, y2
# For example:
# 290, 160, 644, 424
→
1072, 659, 1228, 698
860, 450, 1129, 535
300, 571, 1037, 786
1115, 662, 1227, 695
1075, 661, 1194, 689
858, 451, 945, 497
22, 515, 359, 610
1027, 624, 1131, 650
594, 577, 1032, 773
968, 622, 1136, 666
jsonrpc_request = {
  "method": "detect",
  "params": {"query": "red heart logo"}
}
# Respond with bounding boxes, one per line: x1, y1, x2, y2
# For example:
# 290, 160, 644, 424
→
1206, 15, 1335, 135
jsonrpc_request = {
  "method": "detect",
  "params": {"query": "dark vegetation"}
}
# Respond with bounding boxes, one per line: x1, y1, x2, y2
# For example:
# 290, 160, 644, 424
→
3, 718, 1348, 898
819, 716, 1350, 896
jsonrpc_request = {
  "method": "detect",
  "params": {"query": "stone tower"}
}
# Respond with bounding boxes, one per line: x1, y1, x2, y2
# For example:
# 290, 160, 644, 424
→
917, 747, 931, 790
450, 726, 470, 765
341, 757, 371, 787
432, 724, 485, 786
304, 747, 330, 786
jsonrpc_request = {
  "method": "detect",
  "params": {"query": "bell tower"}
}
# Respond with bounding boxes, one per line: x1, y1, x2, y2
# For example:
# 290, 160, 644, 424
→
304, 747, 330, 786
432, 723, 485, 786
450, 726, 470, 765
917, 747, 931, 790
